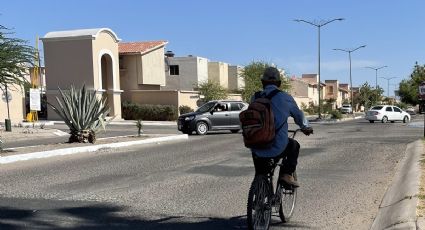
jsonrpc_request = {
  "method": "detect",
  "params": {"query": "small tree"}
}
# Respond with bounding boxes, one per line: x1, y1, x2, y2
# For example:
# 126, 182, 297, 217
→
399, 62, 425, 105
241, 61, 290, 102
353, 82, 384, 110
195, 80, 228, 102
0, 25, 35, 122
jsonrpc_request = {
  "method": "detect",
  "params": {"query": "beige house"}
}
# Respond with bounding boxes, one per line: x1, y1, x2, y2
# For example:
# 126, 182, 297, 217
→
41, 28, 243, 118
208, 61, 229, 88
301, 74, 326, 105
338, 83, 350, 104
118, 41, 168, 97
41, 28, 123, 120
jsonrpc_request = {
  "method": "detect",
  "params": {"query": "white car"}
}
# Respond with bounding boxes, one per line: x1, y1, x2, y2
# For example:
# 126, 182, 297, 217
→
365, 105, 411, 123
340, 104, 353, 114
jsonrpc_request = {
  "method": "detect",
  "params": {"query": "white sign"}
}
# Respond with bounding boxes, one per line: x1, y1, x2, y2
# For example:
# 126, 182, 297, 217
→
1, 91, 12, 102
30, 88, 41, 111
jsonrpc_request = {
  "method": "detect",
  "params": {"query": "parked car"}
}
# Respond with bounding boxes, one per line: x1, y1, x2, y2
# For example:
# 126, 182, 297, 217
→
177, 100, 248, 135
405, 107, 416, 115
365, 105, 411, 123
340, 104, 353, 114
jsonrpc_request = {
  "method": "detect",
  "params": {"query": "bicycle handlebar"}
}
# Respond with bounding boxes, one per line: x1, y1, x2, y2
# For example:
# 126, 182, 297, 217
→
288, 129, 302, 138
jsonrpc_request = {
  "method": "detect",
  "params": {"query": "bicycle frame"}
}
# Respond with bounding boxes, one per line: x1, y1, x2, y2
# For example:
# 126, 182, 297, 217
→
247, 129, 301, 230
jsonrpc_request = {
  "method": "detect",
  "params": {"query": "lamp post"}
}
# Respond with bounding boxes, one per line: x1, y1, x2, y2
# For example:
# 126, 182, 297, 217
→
365, 65, 388, 89
294, 18, 344, 119
380, 77, 397, 98
333, 45, 366, 113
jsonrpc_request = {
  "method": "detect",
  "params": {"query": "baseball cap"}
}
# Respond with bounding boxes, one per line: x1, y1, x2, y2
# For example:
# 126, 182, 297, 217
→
261, 67, 281, 81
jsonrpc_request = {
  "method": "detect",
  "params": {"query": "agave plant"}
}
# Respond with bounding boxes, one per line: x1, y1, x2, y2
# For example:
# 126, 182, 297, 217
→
49, 85, 111, 143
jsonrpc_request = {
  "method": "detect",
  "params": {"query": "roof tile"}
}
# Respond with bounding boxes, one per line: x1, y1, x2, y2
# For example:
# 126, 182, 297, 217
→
119, 41, 167, 54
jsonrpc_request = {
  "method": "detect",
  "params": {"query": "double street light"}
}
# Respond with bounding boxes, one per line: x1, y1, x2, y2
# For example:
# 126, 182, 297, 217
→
380, 77, 397, 98
365, 65, 388, 89
333, 45, 366, 113
294, 18, 344, 119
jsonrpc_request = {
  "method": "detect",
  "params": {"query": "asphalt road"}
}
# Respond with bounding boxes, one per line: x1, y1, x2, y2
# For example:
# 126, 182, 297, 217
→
0, 115, 423, 229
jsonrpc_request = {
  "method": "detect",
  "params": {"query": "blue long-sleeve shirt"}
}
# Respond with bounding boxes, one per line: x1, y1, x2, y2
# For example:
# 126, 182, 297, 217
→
250, 84, 309, 158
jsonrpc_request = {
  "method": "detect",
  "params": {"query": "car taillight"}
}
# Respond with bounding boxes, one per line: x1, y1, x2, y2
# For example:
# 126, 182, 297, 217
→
373, 111, 379, 115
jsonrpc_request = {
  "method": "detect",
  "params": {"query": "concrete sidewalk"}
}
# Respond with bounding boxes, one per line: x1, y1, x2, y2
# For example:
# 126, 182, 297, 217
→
370, 140, 424, 230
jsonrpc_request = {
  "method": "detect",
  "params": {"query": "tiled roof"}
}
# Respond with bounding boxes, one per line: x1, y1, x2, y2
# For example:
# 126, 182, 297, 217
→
119, 41, 168, 54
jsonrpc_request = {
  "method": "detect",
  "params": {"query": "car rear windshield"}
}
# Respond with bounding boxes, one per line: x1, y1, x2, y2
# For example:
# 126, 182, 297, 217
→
342, 105, 351, 108
371, 106, 383, 110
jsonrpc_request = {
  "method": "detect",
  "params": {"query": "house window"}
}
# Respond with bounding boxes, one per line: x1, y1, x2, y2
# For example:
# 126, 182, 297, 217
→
170, 65, 179, 75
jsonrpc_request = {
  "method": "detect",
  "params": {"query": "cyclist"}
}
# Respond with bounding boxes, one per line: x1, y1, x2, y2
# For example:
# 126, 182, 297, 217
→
250, 67, 313, 187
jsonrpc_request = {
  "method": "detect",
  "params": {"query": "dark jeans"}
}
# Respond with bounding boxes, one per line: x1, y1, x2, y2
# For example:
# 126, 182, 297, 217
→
252, 138, 300, 176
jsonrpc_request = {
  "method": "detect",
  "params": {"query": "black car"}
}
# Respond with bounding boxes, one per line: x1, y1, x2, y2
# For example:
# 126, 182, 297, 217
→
178, 100, 248, 135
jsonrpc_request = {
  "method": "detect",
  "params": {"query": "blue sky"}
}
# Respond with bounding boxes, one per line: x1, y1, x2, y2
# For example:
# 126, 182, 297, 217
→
2, 0, 424, 96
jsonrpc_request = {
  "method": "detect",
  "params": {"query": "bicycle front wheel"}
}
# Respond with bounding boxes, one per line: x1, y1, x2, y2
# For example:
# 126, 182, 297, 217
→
278, 171, 297, 223
247, 175, 272, 230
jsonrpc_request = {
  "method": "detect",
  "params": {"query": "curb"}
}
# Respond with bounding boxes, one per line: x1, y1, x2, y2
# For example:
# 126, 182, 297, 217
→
52, 120, 177, 126
0, 134, 188, 164
370, 140, 424, 230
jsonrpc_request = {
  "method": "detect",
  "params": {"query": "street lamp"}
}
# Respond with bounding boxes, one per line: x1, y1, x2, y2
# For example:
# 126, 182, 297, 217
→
380, 77, 397, 98
333, 45, 366, 113
365, 65, 388, 89
294, 18, 344, 119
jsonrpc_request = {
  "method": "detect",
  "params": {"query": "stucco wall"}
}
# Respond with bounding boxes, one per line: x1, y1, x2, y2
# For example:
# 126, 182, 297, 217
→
293, 96, 311, 109
228, 65, 244, 91
43, 39, 94, 90
162, 56, 209, 91
208, 62, 229, 88
92, 31, 120, 91
289, 79, 309, 97
141, 48, 166, 86
0, 86, 25, 124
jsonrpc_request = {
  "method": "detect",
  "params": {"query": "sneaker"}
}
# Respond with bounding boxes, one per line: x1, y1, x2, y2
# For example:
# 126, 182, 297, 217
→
279, 174, 299, 188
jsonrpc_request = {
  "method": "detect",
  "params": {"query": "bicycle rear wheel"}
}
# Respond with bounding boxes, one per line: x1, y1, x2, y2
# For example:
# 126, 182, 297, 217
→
247, 175, 272, 230
278, 171, 297, 223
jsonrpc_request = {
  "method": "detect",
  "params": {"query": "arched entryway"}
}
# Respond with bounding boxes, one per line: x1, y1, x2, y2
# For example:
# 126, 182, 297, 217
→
101, 54, 114, 115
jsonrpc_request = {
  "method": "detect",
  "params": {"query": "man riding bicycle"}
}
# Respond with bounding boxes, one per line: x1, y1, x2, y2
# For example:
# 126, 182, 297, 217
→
250, 67, 313, 187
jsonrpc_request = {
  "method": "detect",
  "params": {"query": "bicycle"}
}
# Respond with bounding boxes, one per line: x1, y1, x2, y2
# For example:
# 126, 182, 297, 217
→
247, 129, 301, 230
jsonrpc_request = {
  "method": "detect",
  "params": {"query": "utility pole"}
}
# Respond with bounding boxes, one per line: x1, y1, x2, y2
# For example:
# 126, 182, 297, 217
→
333, 45, 367, 113
294, 18, 344, 119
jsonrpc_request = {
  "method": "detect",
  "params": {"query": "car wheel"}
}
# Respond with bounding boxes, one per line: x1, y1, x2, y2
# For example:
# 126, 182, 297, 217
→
369, 120, 374, 123
403, 116, 409, 123
196, 121, 208, 135
381, 116, 388, 123
230, 129, 240, 133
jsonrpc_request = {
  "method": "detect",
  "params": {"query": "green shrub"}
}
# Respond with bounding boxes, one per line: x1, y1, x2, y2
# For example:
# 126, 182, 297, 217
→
329, 110, 342, 119
179, 105, 194, 115
122, 101, 178, 121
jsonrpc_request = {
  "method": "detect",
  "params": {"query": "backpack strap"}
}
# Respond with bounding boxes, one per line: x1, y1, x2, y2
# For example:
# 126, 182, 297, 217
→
253, 91, 262, 100
266, 89, 285, 133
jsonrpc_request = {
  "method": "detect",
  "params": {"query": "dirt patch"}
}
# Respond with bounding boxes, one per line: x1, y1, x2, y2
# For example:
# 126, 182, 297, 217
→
418, 140, 425, 217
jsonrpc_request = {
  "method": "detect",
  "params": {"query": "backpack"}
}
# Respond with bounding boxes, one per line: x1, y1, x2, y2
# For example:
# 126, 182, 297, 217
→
239, 89, 282, 149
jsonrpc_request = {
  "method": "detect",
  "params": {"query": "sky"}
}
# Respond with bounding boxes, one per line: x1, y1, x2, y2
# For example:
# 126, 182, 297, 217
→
2, 0, 425, 96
